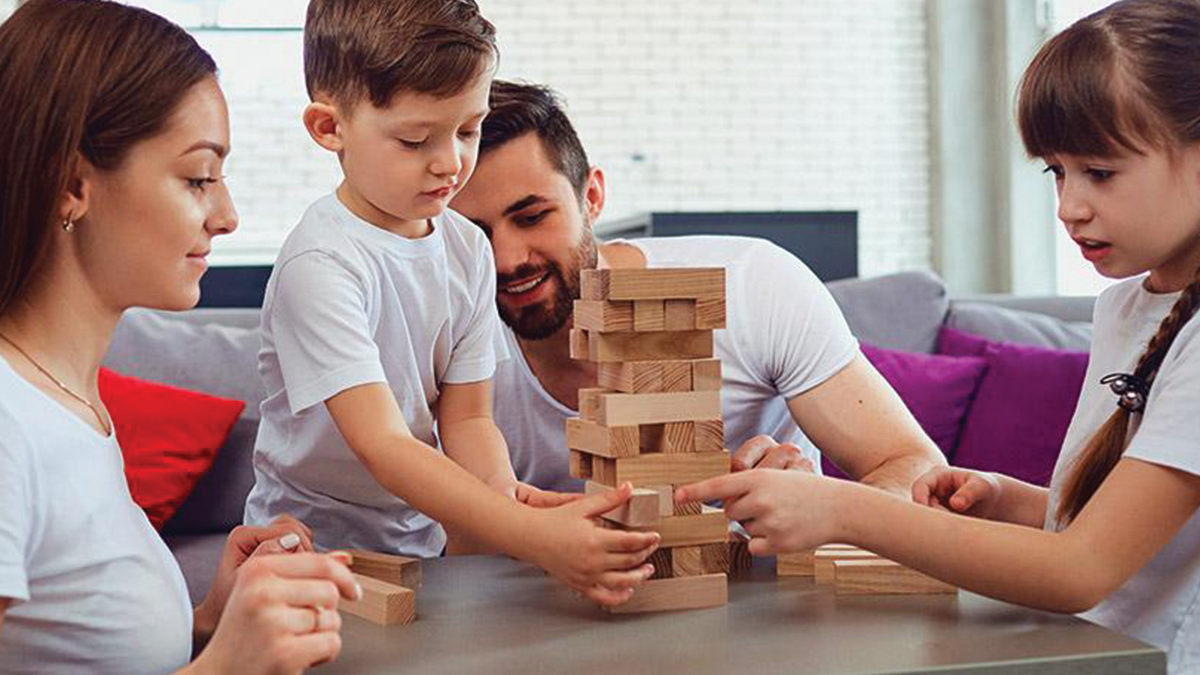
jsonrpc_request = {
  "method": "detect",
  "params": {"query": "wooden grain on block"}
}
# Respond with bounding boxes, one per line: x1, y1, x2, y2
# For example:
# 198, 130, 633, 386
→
598, 390, 722, 426
673, 497, 703, 516
691, 359, 722, 391
578, 388, 614, 422
640, 422, 694, 454
569, 450, 593, 480
598, 361, 664, 393
814, 549, 881, 584
585, 329, 714, 363
671, 545, 705, 577
566, 418, 639, 458
582, 268, 725, 302
664, 299, 696, 330
726, 533, 753, 573
646, 547, 674, 580
606, 573, 727, 614
833, 559, 958, 595
634, 300, 666, 331
776, 550, 815, 576
693, 419, 724, 454
347, 550, 423, 590
584, 481, 666, 527
573, 300, 634, 332
340, 573, 415, 626
625, 508, 729, 547
695, 297, 727, 329
590, 451, 731, 487
661, 360, 693, 392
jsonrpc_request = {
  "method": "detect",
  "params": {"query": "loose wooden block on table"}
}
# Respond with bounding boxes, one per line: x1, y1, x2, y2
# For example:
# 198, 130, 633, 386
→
581, 268, 725, 302
566, 418, 639, 458
570, 328, 714, 363
597, 390, 722, 426
576, 450, 730, 487
585, 481, 670, 527
346, 550, 423, 590
776, 544, 859, 577
340, 573, 416, 626
834, 559, 958, 595
814, 549, 882, 584
573, 300, 634, 332
606, 573, 728, 614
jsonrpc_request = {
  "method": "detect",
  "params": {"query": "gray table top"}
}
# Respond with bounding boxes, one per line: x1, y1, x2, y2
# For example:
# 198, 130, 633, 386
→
325, 555, 1164, 675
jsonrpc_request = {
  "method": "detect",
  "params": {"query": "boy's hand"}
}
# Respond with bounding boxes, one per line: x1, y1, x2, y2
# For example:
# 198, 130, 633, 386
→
911, 467, 1003, 519
515, 482, 582, 508
529, 483, 660, 606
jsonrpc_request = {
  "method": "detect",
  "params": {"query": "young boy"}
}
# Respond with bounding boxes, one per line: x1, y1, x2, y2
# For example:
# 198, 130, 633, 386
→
244, 0, 658, 606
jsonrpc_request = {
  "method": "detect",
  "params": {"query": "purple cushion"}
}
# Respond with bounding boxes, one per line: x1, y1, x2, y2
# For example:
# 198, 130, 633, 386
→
938, 328, 1089, 486
821, 343, 988, 479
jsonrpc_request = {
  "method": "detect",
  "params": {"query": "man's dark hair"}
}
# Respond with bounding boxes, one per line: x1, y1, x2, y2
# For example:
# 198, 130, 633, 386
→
481, 81, 590, 197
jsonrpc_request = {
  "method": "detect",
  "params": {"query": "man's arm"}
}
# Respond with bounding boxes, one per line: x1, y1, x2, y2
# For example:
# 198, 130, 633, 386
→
786, 353, 945, 495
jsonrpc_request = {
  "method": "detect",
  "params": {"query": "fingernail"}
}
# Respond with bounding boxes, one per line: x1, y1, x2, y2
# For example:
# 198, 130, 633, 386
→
330, 550, 354, 565
354, 582, 364, 601
279, 533, 301, 550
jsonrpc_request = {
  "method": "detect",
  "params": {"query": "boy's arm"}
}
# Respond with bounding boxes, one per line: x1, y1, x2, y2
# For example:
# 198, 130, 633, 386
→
436, 379, 519, 497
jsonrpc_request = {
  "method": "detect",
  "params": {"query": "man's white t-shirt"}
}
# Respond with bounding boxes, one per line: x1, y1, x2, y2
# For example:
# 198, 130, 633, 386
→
0, 357, 192, 675
1046, 277, 1200, 675
245, 194, 506, 558
495, 235, 859, 492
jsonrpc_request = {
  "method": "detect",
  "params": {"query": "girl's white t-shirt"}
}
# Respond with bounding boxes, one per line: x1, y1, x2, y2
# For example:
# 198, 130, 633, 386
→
0, 357, 193, 675
1046, 276, 1200, 674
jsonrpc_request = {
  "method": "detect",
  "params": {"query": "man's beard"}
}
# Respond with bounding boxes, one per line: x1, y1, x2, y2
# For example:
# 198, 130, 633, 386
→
497, 233, 598, 341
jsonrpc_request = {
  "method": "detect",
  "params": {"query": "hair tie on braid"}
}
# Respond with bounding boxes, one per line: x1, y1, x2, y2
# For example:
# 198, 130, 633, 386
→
1100, 372, 1151, 413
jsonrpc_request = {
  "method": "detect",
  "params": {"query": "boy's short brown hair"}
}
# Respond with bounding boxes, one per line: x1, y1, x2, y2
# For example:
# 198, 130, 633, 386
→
304, 0, 496, 108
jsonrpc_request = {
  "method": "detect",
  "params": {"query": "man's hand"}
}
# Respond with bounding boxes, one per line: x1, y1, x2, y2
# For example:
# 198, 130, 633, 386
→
732, 434, 817, 472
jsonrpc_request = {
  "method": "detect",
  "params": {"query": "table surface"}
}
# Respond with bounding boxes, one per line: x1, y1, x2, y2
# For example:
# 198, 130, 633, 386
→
325, 555, 1164, 675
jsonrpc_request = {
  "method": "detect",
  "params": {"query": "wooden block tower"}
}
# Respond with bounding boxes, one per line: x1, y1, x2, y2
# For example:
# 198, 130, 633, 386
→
568, 267, 735, 613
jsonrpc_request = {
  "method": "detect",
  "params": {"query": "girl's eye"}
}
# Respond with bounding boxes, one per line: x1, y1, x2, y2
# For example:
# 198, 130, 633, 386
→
1086, 168, 1115, 180
1042, 165, 1064, 179
458, 128, 481, 140
187, 177, 219, 190
399, 139, 426, 149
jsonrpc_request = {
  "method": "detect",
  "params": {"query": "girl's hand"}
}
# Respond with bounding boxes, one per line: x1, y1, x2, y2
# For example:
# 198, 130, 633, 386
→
196, 515, 316, 639
676, 469, 844, 555
911, 467, 1003, 519
515, 482, 583, 508
528, 483, 660, 606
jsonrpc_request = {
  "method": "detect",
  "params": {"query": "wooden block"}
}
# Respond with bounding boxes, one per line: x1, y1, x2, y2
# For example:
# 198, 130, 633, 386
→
671, 545, 705, 577
834, 559, 958, 595
664, 299, 696, 330
673, 496, 703, 516
646, 547, 674, 579
639, 422, 695, 454
693, 418, 724, 454
661, 360, 693, 392
598, 361, 664, 393
346, 550, 423, 590
340, 573, 415, 626
585, 481, 665, 527
726, 532, 753, 573
691, 359, 722, 391
634, 300, 666, 331
695, 298, 726, 329
581, 268, 725, 302
815, 549, 881, 584
606, 573, 727, 614
625, 508, 729, 547
569, 450, 593, 480
776, 550, 815, 576
578, 387, 615, 422
598, 391, 722, 427
573, 300, 634, 332
590, 451, 731, 487
581, 329, 714, 363
566, 418, 639, 458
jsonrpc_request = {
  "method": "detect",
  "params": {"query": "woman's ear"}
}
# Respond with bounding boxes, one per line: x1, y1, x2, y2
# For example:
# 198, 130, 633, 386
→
303, 99, 345, 153
59, 153, 93, 225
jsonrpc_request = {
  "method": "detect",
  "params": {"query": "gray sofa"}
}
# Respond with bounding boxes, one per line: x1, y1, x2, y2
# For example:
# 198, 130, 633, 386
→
101, 270, 1095, 605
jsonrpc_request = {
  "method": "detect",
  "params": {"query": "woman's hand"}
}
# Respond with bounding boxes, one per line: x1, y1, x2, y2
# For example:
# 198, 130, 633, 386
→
527, 483, 660, 606
911, 467, 1003, 519
190, 552, 360, 675
195, 515, 316, 641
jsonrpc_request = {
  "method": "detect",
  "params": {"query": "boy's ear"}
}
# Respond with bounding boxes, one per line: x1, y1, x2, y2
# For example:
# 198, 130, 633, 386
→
303, 100, 344, 153
582, 166, 606, 224
59, 152, 94, 225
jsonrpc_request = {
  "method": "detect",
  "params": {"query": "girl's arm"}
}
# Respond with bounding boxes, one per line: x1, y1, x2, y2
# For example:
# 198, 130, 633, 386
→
680, 457, 1200, 613
912, 467, 1051, 528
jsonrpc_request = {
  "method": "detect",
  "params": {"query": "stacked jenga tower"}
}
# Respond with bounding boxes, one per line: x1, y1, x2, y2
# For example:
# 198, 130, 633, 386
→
567, 267, 738, 613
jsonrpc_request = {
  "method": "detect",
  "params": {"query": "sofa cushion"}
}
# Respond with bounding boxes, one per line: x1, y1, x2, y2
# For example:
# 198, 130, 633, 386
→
939, 328, 1088, 486
101, 367, 244, 529
947, 302, 1092, 352
105, 308, 264, 533
827, 271, 949, 353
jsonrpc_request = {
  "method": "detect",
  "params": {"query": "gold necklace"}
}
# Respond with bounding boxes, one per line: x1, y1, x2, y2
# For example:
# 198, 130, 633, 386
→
0, 332, 111, 436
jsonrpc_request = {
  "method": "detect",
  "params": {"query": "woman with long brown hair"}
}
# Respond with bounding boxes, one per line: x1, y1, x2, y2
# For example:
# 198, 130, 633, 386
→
0, 1, 358, 673
679, 1, 1200, 671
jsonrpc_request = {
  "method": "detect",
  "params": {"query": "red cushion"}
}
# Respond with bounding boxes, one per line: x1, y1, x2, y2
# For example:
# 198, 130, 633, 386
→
99, 368, 245, 529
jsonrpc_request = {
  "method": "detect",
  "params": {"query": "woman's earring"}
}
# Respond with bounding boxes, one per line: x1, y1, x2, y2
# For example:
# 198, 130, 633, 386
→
62, 218, 75, 233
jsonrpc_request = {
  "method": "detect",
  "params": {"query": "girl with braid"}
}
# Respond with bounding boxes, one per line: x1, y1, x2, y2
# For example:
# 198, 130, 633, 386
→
678, 1, 1200, 671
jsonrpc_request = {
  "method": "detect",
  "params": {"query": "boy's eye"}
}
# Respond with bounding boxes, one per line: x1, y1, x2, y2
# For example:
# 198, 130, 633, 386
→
1086, 168, 1115, 181
1042, 164, 1064, 179
399, 138, 426, 149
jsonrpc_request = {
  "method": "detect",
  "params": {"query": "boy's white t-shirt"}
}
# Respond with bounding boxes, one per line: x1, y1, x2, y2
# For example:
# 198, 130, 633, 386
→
1046, 276, 1200, 675
245, 194, 506, 558
495, 236, 860, 492
0, 357, 193, 675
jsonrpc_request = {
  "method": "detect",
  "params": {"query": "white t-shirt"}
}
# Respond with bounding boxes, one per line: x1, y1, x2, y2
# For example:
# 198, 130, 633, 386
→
496, 236, 859, 492
1046, 277, 1200, 674
0, 357, 192, 675
245, 194, 506, 558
